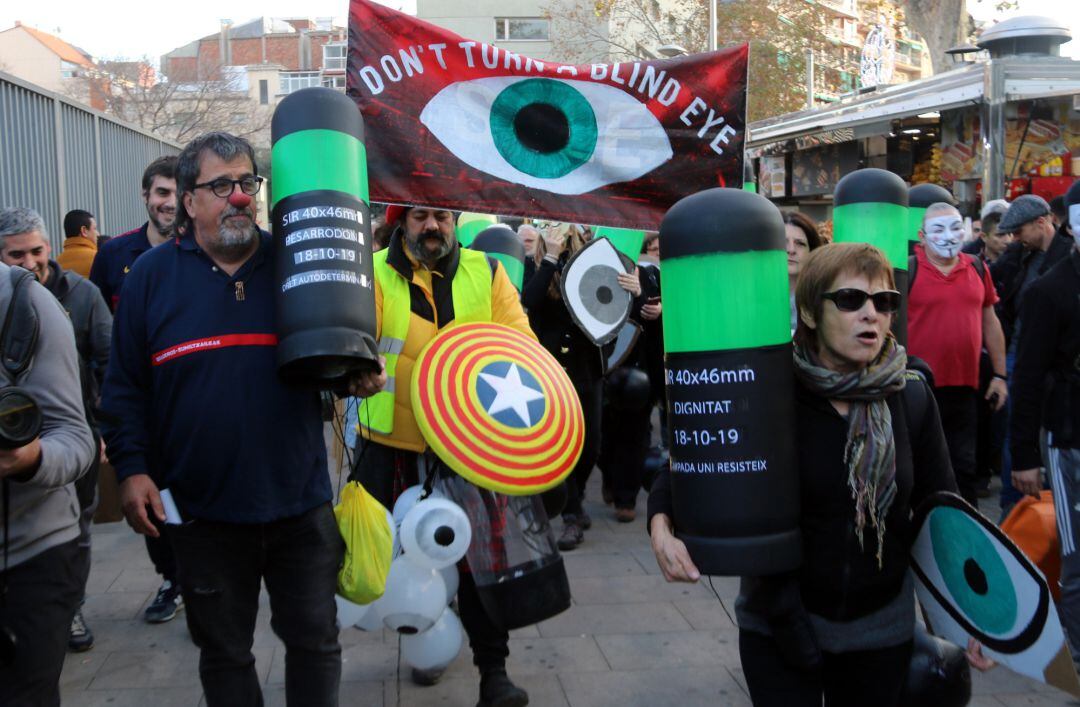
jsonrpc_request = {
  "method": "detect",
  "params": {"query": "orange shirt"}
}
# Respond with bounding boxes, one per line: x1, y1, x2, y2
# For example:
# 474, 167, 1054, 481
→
56, 237, 98, 279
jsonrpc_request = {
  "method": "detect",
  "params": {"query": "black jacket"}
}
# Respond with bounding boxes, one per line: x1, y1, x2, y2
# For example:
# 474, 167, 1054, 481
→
42, 260, 112, 407
648, 374, 956, 621
1010, 247, 1080, 470
990, 228, 1074, 343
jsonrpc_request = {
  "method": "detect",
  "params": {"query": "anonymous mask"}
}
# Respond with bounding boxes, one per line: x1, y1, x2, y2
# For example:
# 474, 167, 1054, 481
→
924, 215, 965, 259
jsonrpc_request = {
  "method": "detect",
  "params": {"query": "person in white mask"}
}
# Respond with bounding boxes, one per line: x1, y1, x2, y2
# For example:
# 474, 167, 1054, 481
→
907, 202, 1008, 505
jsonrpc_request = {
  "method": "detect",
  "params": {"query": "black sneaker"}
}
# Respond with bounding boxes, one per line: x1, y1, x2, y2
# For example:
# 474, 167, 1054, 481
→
68, 609, 94, 652
144, 580, 183, 624
477, 669, 528, 707
579, 509, 592, 530
557, 517, 583, 551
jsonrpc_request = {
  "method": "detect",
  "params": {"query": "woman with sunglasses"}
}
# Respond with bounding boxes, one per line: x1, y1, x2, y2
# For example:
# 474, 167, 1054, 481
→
649, 242, 991, 705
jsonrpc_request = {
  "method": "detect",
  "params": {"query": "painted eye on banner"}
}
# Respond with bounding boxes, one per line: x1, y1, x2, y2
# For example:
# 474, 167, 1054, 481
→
420, 77, 673, 195
911, 500, 1048, 653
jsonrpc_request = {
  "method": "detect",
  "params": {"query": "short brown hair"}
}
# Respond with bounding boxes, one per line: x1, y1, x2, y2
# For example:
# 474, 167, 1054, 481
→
794, 242, 895, 349
142, 155, 177, 192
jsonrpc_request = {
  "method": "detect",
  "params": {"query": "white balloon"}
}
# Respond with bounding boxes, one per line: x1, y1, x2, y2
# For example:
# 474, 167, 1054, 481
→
402, 609, 464, 671
392, 485, 444, 527
400, 498, 472, 569
354, 603, 384, 632
373, 557, 447, 634
334, 594, 369, 629
439, 564, 459, 604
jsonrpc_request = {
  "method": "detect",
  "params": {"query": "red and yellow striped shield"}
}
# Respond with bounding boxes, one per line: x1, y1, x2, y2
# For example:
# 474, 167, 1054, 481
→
411, 322, 584, 495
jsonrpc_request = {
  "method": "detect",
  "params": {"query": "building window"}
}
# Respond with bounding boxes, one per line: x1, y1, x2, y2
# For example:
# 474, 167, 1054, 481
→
60, 60, 80, 79
279, 71, 321, 95
494, 18, 549, 41
259, 79, 268, 105
322, 75, 346, 90
323, 42, 346, 71
231, 112, 247, 125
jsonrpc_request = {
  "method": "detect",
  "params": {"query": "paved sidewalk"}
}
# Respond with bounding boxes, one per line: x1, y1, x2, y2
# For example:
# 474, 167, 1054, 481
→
61, 475, 1080, 706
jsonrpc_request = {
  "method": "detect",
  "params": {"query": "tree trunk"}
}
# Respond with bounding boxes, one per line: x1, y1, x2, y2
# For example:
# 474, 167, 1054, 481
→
900, 0, 966, 74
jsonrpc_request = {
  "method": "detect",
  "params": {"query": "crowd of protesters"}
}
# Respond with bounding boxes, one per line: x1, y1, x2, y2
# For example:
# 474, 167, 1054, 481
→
0, 124, 1078, 707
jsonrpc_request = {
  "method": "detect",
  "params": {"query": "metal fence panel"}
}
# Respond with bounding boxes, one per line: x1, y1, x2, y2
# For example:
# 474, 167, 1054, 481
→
0, 71, 180, 250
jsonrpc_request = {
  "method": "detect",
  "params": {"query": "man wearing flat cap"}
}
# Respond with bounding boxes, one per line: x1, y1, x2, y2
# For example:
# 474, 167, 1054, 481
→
991, 194, 1075, 514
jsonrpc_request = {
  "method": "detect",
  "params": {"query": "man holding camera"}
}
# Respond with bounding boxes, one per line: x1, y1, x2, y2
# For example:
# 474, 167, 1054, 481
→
0, 207, 96, 706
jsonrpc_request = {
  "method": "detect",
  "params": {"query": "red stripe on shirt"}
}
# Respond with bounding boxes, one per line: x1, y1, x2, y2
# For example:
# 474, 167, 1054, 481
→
152, 333, 278, 366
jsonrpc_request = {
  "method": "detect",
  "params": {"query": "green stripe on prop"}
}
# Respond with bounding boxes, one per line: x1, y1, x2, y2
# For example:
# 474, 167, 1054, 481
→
457, 213, 497, 247
270, 129, 368, 207
594, 226, 646, 261
492, 254, 524, 291
661, 250, 790, 352
833, 202, 909, 270
908, 206, 927, 243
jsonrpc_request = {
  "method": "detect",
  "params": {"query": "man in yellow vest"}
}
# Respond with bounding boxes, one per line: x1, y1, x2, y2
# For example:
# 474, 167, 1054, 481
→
350, 204, 534, 707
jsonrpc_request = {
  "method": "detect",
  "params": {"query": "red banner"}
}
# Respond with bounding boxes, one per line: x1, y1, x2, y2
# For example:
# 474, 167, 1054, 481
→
347, 0, 747, 230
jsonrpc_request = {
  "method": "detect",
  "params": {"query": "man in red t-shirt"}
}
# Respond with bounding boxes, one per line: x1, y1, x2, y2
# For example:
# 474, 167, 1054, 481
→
909, 202, 1009, 505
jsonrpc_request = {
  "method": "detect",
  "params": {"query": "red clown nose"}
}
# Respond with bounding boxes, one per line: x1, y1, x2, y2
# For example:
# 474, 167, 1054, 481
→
228, 191, 252, 209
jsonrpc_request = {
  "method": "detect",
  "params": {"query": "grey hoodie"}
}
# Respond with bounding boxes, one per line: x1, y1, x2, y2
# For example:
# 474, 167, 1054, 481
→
0, 262, 95, 568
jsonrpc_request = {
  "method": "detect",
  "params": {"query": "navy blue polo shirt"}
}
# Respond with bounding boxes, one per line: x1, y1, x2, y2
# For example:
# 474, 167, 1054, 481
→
100, 231, 331, 523
89, 223, 153, 312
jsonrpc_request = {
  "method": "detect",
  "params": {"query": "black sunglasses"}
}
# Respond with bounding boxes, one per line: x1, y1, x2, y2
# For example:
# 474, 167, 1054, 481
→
821, 288, 901, 314
193, 176, 264, 199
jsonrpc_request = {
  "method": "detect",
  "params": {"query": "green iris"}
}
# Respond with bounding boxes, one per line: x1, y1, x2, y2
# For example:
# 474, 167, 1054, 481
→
929, 507, 1017, 635
489, 79, 598, 179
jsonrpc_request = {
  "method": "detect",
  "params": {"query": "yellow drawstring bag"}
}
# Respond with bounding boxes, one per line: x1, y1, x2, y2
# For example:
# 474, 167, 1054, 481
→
334, 481, 394, 605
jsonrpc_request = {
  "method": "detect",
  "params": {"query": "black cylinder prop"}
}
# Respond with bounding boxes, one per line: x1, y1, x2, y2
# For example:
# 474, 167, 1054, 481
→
659, 188, 800, 576
471, 225, 526, 292
270, 87, 379, 388
833, 168, 910, 345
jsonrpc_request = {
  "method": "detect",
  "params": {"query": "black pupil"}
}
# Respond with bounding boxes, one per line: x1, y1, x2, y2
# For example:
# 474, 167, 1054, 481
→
596, 286, 613, 305
434, 526, 455, 547
963, 558, 989, 596
514, 103, 569, 154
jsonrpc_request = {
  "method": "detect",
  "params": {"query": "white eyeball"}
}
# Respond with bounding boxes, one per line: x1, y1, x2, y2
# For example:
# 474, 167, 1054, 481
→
400, 498, 472, 570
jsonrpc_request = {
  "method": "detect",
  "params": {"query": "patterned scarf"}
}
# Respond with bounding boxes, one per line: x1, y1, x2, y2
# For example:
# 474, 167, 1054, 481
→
793, 336, 908, 568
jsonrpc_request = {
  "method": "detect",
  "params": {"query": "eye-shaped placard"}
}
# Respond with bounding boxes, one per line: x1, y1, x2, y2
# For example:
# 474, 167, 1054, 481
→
559, 237, 632, 346
400, 498, 472, 570
606, 320, 642, 372
420, 77, 673, 195
911, 492, 1080, 696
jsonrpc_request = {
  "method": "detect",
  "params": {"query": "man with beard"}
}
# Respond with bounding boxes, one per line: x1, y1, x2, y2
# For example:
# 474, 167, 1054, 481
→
101, 132, 367, 706
89, 155, 184, 625
90, 156, 178, 312
908, 202, 1008, 505
0, 209, 111, 653
351, 205, 534, 707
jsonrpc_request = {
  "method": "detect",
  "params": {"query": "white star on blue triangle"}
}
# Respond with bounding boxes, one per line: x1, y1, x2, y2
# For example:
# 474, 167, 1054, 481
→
477, 361, 546, 428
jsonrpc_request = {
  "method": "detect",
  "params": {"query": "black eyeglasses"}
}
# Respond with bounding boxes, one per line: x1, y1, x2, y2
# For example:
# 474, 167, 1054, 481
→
821, 288, 901, 314
193, 176, 263, 199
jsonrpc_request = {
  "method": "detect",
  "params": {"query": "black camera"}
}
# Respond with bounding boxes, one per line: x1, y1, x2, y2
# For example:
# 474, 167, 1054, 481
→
0, 387, 41, 450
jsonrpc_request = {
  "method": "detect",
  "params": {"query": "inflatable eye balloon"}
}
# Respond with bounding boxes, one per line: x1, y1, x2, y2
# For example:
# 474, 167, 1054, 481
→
334, 594, 370, 629
399, 498, 472, 569
559, 237, 633, 346
372, 557, 447, 634
392, 484, 443, 527
439, 564, 460, 605
659, 187, 800, 576
270, 86, 380, 388
401, 609, 465, 672
911, 492, 1080, 697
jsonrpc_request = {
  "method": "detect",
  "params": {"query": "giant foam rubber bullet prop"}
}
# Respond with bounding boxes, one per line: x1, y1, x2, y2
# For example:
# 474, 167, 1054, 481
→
833, 168, 910, 345
660, 188, 800, 576
456, 212, 498, 248
593, 226, 646, 262
270, 87, 379, 388
471, 225, 525, 291
908, 183, 955, 253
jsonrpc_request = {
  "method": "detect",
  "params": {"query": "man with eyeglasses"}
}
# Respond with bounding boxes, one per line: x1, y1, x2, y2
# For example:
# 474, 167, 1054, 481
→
907, 202, 1008, 506
101, 132, 366, 706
